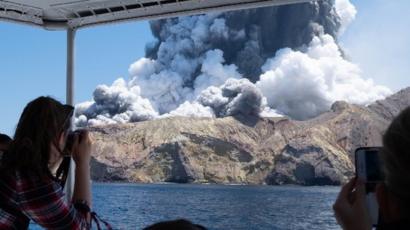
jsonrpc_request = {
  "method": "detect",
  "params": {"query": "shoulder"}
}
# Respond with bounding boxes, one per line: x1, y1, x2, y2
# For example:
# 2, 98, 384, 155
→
15, 171, 61, 193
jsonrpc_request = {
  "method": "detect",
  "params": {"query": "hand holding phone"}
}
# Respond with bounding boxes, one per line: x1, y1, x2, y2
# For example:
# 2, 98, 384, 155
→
333, 178, 372, 230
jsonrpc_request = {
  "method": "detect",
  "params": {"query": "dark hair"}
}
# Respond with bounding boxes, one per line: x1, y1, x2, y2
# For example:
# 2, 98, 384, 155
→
1, 96, 73, 178
0, 133, 12, 144
381, 106, 410, 219
143, 219, 207, 230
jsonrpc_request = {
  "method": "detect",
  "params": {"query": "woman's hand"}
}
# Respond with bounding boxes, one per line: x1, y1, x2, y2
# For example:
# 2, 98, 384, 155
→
333, 178, 372, 230
71, 130, 92, 166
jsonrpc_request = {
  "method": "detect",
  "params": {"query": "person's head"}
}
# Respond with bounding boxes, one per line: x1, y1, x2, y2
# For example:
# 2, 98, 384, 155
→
378, 107, 410, 221
0, 133, 12, 152
2, 96, 73, 177
143, 219, 207, 230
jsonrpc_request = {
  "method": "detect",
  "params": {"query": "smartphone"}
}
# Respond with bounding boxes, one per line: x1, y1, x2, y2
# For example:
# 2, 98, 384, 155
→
355, 147, 383, 227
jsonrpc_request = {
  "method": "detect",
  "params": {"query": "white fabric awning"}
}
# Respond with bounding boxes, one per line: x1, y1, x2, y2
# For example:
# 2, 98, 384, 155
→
0, 0, 311, 30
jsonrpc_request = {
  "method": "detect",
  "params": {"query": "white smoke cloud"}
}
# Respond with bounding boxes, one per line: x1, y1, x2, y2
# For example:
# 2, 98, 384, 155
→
128, 57, 156, 77
164, 101, 215, 118
74, 78, 158, 126
256, 34, 391, 120
127, 48, 242, 113
334, 0, 357, 34
75, 0, 391, 126
76, 48, 249, 125
193, 49, 241, 95
197, 78, 265, 117
162, 78, 267, 118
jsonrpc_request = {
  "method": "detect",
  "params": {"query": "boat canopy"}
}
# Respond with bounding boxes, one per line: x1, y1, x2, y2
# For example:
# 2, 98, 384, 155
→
0, 0, 311, 30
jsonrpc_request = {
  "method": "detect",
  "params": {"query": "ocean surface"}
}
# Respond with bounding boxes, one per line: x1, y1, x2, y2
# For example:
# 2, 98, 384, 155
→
31, 183, 341, 230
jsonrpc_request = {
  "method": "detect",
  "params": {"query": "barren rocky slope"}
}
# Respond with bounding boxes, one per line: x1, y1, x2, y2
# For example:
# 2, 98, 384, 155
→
89, 88, 410, 185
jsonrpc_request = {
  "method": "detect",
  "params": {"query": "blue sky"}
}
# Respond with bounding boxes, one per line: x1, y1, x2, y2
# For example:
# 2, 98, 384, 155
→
0, 0, 409, 136
0, 21, 153, 135
341, 0, 410, 91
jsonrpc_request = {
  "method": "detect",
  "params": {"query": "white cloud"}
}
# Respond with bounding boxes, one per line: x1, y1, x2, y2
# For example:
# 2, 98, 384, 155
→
257, 34, 391, 120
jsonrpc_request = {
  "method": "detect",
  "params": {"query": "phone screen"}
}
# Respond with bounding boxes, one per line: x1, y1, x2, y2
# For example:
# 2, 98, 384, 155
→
355, 147, 383, 227
365, 150, 383, 182
355, 147, 383, 183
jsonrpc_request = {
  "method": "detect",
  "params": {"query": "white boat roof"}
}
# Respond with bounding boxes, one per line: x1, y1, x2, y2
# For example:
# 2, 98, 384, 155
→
0, 0, 311, 30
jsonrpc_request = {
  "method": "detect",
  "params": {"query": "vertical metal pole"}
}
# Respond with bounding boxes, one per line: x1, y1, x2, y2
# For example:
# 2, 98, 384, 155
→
67, 28, 75, 105
65, 28, 76, 201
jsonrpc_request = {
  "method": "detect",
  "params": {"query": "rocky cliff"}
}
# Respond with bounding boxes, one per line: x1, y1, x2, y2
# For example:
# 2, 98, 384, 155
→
89, 87, 410, 185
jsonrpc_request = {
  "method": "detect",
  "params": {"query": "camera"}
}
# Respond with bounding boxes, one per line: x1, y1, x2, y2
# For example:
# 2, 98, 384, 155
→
355, 147, 384, 226
64, 130, 86, 155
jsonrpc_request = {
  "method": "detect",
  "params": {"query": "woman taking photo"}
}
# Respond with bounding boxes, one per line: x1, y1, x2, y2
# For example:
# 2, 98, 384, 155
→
0, 96, 92, 229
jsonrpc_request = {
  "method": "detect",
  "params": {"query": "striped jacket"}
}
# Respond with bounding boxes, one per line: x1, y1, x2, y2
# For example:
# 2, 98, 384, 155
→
0, 170, 89, 229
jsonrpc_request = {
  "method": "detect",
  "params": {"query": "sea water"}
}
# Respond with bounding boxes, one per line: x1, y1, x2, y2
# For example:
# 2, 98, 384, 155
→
30, 183, 341, 230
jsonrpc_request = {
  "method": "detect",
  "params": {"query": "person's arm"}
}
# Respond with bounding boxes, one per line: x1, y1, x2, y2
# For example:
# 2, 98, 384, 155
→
71, 130, 92, 208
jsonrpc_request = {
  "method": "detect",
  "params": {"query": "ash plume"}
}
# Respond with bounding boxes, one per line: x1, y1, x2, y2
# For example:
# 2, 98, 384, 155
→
146, 0, 340, 82
75, 0, 391, 126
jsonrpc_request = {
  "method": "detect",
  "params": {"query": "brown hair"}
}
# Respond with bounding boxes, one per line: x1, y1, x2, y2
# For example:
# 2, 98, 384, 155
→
1, 96, 73, 178
0, 133, 12, 144
381, 106, 410, 218
143, 219, 207, 230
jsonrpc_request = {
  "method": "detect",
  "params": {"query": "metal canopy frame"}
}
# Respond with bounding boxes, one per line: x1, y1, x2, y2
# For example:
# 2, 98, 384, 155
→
1, 0, 311, 30
1, 0, 313, 200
